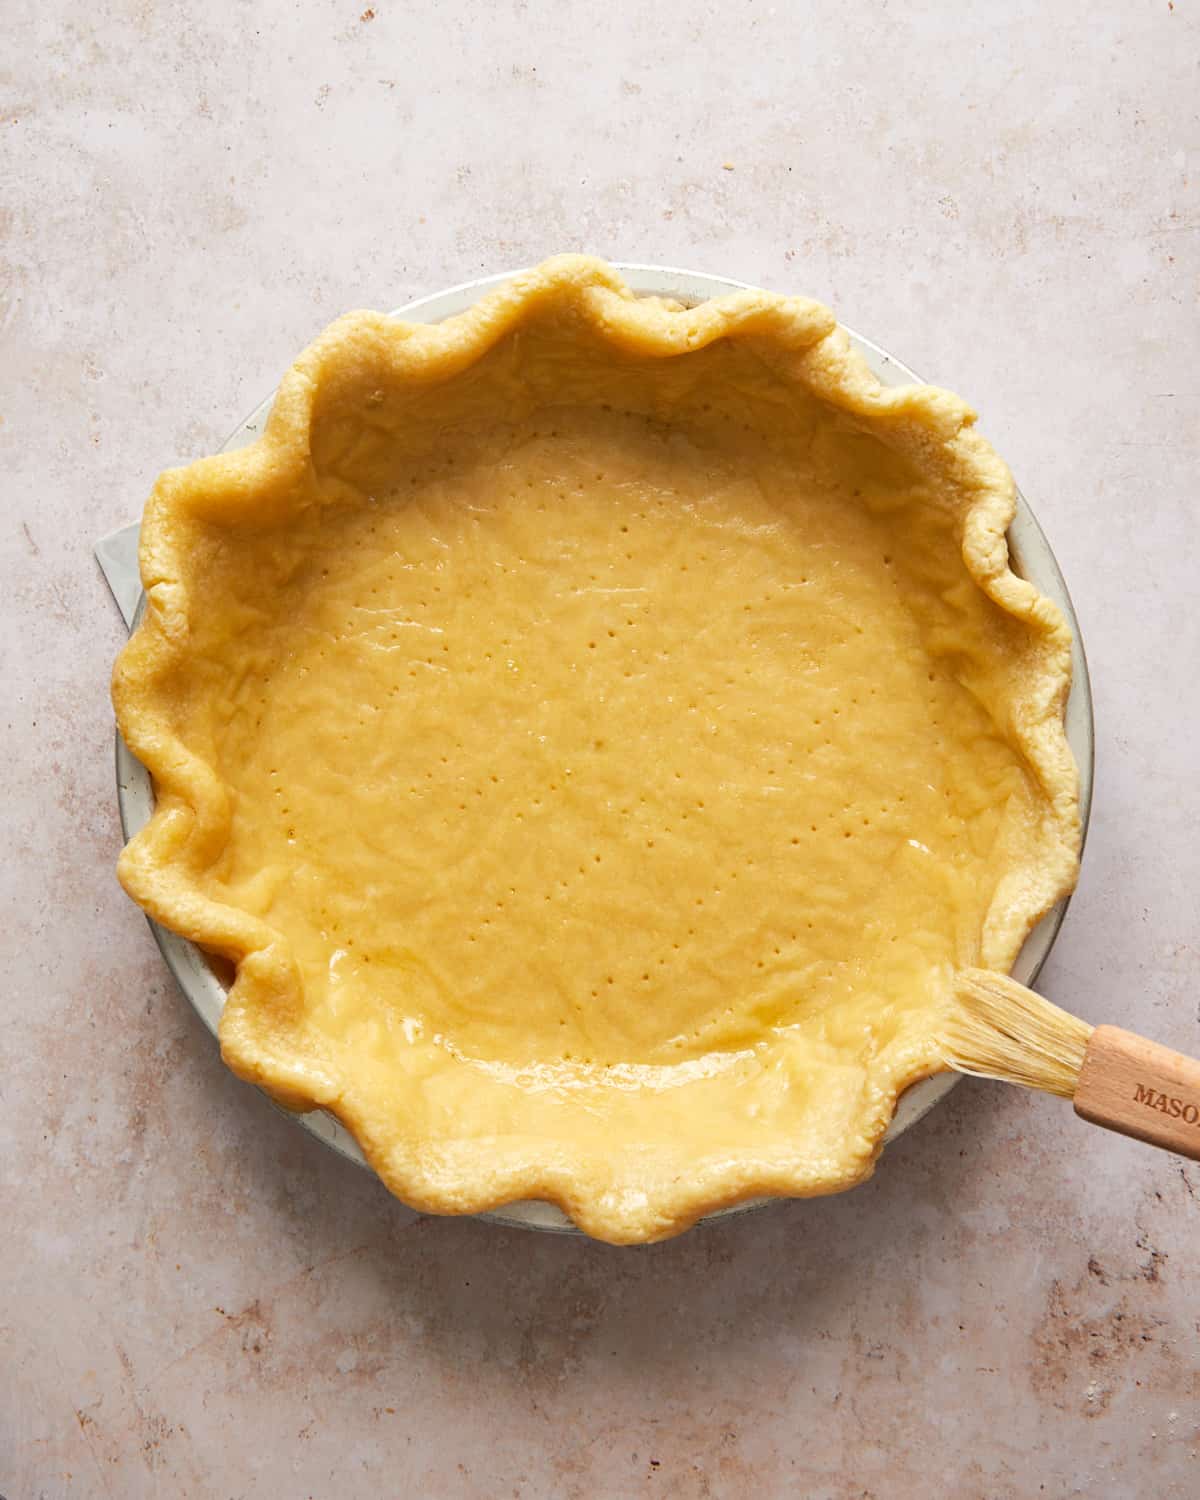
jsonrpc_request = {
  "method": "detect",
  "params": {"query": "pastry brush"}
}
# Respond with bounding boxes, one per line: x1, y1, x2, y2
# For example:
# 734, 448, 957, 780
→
941, 969, 1200, 1161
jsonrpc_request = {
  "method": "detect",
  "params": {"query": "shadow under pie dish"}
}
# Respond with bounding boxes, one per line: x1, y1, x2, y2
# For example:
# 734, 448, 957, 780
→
112, 255, 1083, 1244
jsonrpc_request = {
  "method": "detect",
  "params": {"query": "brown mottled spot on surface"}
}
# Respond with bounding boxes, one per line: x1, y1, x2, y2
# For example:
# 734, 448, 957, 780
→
1029, 1255, 1184, 1419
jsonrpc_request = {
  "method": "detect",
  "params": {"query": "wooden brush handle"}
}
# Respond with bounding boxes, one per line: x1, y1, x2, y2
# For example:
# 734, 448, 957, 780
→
1074, 1025, 1200, 1161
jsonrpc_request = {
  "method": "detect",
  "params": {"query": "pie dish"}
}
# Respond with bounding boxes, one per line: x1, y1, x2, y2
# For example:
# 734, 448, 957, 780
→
113, 255, 1082, 1243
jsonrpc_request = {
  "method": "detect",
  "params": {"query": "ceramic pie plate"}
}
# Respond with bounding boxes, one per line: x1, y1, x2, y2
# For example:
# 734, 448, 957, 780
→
113, 263, 1095, 1235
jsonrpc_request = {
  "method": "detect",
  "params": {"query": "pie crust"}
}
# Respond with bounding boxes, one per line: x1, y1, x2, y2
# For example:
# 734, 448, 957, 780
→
113, 256, 1080, 1242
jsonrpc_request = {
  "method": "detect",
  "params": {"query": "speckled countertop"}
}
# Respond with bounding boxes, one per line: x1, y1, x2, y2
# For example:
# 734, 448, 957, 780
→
4, 3, 1198, 1495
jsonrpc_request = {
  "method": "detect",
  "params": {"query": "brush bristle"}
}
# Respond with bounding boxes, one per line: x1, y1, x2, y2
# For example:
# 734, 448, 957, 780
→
940, 968, 1094, 1098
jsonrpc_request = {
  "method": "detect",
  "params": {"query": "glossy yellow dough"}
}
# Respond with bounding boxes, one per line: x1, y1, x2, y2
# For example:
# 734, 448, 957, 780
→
113, 257, 1080, 1242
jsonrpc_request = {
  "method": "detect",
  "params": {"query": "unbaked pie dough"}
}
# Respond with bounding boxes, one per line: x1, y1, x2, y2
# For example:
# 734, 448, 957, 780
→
113, 256, 1080, 1242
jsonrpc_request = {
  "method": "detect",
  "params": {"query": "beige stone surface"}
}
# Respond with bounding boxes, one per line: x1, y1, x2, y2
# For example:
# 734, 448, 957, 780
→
3, 2, 1198, 1495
